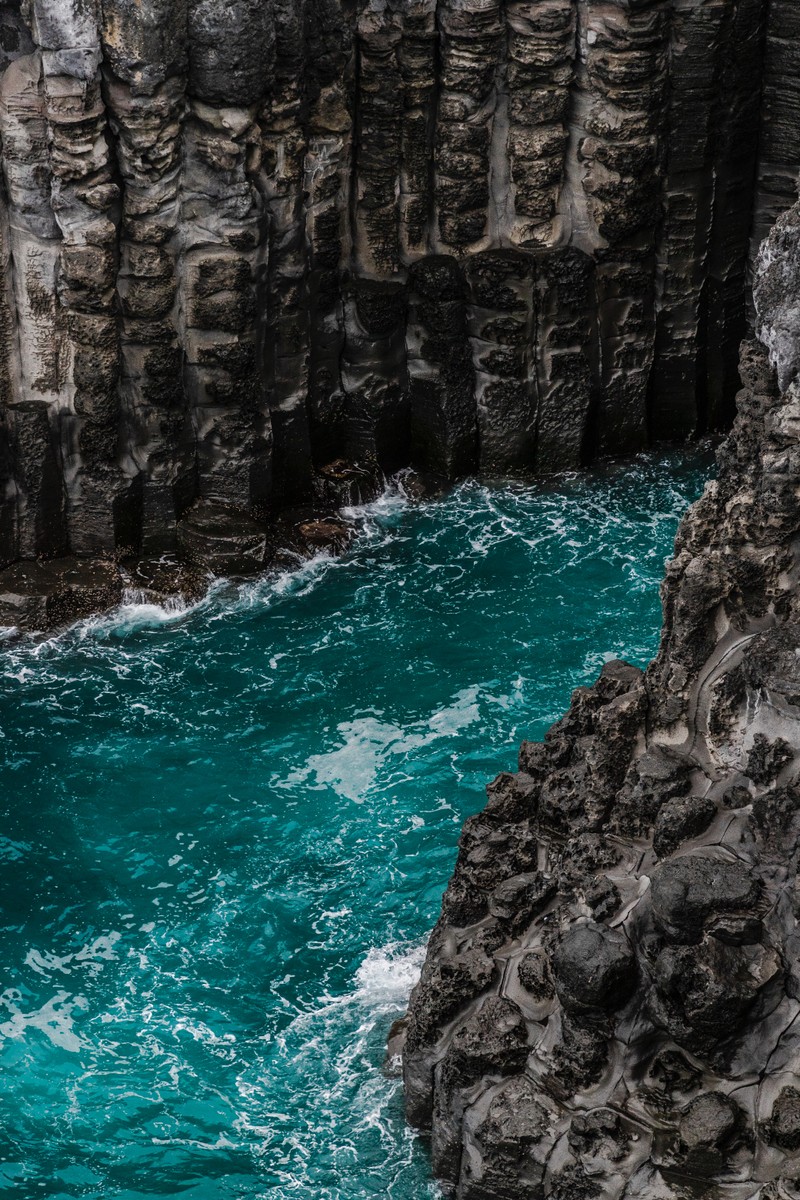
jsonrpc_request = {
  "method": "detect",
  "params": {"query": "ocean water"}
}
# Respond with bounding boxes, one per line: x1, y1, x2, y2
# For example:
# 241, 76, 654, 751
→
0, 451, 712, 1199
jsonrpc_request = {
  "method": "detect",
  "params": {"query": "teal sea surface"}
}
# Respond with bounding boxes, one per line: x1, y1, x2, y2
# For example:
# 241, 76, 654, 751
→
0, 451, 713, 1198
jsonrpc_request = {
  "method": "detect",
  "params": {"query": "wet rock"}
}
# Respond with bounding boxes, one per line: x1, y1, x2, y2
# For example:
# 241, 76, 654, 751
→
405, 946, 497, 1052
0, 557, 122, 631
121, 556, 209, 608
293, 519, 354, 556
176, 501, 268, 575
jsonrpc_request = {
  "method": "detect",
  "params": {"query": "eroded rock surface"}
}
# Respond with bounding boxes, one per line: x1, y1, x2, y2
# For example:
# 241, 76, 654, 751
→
0, 0, 795, 626
400, 199, 800, 1198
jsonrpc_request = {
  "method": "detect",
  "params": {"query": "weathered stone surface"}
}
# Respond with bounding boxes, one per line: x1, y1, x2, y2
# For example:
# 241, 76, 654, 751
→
400, 199, 800, 1198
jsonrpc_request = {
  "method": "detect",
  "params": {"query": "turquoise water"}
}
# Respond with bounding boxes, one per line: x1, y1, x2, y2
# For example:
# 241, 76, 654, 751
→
0, 452, 712, 1199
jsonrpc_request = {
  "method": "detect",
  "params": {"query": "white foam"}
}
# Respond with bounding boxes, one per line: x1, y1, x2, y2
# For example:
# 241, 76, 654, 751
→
289, 716, 426, 801
0, 988, 90, 1053
340, 472, 415, 525
352, 941, 426, 1007
25, 932, 121, 978
283, 686, 485, 802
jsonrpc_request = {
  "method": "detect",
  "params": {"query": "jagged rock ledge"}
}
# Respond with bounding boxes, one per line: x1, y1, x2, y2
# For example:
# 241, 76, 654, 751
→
0, 458, 378, 631
397, 200, 800, 1199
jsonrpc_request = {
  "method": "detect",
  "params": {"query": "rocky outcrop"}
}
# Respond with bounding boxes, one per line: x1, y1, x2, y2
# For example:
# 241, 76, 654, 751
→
0, 0, 794, 625
399, 198, 800, 1198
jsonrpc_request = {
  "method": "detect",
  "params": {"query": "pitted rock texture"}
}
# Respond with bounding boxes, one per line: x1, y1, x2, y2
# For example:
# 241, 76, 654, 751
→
400, 199, 800, 1198
0, 0, 794, 619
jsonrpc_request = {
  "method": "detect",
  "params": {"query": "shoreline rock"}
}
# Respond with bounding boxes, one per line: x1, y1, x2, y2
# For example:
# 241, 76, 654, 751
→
0, 488, 367, 633
400, 200, 800, 1199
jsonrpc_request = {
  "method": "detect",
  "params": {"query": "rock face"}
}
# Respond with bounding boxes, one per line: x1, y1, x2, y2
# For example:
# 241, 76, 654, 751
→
400, 198, 800, 1198
0, 0, 794, 615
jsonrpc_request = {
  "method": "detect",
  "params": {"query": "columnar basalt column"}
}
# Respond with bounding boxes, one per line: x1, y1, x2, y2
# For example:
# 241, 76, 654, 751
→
650, 0, 737, 440
101, 0, 191, 555
435, 0, 503, 254
182, 104, 268, 510
260, 0, 314, 507
505, 0, 575, 251
704, 0, 766, 430
465, 250, 537, 474
183, 2, 274, 515
750, 0, 800, 263
342, 278, 409, 474
407, 254, 477, 479
0, 9, 31, 566
0, 42, 69, 559
580, 0, 668, 455
533, 246, 594, 472
304, 0, 352, 469
354, 0, 402, 277
398, 0, 437, 260
36, 0, 122, 555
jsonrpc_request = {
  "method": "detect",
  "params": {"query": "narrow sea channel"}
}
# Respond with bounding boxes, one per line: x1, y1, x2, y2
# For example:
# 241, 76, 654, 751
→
0, 451, 712, 1198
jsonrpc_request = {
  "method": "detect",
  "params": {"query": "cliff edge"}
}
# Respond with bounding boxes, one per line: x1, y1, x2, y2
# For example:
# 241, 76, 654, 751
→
400, 199, 800, 1200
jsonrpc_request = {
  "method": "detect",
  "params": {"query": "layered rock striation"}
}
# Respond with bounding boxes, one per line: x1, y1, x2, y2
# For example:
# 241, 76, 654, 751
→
399, 198, 800, 1198
0, 0, 795, 625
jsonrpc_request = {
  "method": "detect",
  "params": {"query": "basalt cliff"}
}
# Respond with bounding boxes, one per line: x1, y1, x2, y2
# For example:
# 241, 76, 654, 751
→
0, 0, 798, 626
398, 200, 800, 1198
6, 0, 800, 1194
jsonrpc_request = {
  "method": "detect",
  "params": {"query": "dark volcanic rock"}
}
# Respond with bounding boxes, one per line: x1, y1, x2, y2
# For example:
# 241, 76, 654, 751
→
552, 922, 638, 1016
0, 557, 123, 630
652, 795, 717, 858
649, 855, 760, 943
176, 501, 269, 575
764, 1087, 800, 1152
401, 202, 800, 1198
